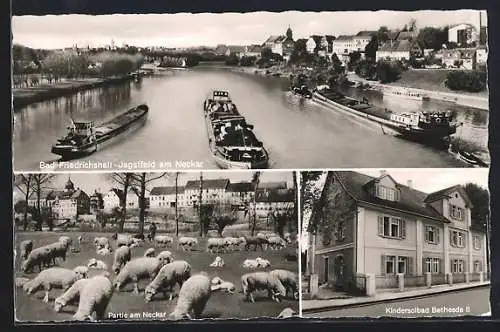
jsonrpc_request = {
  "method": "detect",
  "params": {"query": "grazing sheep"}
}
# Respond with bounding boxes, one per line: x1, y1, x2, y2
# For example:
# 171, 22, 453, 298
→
154, 235, 174, 248
267, 236, 287, 251
242, 258, 261, 269
168, 273, 211, 320
144, 248, 156, 257
210, 277, 236, 294
94, 237, 110, 250
54, 278, 90, 312
20, 240, 34, 260
112, 233, 135, 247
144, 260, 192, 302
209, 256, 225, 268
113, 257, 165, 294
240, 271, 286, 303
130, 238, 144, 248
277, 307, 296, 318
156, 250, 174, 264
244, 236, 268, 251
177, 236, 198, 251
23, 267, 87, 303
97, 248, 111, 256
283, 233, 293, 244
206, 238, 227, 253
257, 257, 271, 268
73, 266, 89, 278
112, 245, 131, 274
269, 269, 298, 300
88, 258, 108, 270
21, 246, 54, 273
45, 241, 72, 264
73, 275, 114, 321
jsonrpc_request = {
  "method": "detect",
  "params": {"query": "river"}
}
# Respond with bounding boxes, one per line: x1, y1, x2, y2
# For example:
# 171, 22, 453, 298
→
13, 68, 481, 171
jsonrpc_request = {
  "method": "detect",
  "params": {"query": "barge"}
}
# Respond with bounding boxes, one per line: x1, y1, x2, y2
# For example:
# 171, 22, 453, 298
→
203, 90, 269, 169
51, 104, 149, 159
383, 86, 430, 101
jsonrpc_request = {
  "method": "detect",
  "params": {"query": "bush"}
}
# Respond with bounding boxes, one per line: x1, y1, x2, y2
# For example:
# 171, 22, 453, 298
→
376, 60, 402, 83
239, 56, 256, 66
445, 71, 487, 92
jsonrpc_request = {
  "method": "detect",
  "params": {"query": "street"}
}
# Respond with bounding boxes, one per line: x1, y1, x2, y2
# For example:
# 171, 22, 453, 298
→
303, 286, 490, 318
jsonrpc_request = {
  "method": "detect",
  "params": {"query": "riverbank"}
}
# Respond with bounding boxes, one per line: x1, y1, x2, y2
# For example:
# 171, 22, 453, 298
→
13, 75, 135, 109
347, 72, 489, 111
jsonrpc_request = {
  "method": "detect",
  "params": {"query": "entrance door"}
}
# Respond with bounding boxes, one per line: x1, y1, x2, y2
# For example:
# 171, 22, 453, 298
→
323, 256, 330, 284
334, 255, 345, 290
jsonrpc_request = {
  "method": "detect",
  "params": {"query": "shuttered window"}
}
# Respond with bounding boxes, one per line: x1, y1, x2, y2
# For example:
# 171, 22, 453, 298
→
377, 215, 406, 239
425, 225, 440, 244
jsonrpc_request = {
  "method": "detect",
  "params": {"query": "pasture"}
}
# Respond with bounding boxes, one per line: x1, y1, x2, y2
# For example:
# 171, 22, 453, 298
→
14, 231, 299, 322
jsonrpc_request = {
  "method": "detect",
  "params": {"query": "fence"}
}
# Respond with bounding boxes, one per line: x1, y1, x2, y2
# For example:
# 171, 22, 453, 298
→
375, 275, 398, 289
431, 273, 446, 286
404, 274, 426, 288
347, 274, 367, 296
453, 273, 467, 284
470, 272, 481, 282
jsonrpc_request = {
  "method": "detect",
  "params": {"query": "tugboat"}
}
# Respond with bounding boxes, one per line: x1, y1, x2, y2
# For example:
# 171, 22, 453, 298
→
203, 90, 269, 169
389, 111, 459, 141
51, 104, 149, 159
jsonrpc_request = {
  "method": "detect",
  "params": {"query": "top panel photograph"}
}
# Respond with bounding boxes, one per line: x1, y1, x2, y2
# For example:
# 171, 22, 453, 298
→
12, 10, 489, 172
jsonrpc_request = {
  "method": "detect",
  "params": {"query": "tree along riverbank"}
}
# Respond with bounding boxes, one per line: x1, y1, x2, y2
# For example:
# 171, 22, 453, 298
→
12, 75, 136, 109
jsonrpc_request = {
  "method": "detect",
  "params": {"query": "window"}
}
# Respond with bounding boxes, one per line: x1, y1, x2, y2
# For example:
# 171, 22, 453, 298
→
378, 216, 406, 239
425, 225, 440, 244
424, 258, 440, 274
385, 255, 395, 274
473, 235, 481, 250
397, 257, 407, 274
449, 204, 464, 221
375, 185, 400, 201
473, 260, 482, 273
382, 255, 413, 275
450, 230, 465, 248
451, 259, 465, 273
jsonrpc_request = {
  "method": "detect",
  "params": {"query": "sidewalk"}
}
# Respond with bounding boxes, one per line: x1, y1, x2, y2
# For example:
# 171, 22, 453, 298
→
302, 281, 490, 312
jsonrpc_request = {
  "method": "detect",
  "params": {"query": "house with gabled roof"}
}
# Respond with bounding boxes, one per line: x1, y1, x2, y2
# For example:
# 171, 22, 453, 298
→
262, 27, 295, 57
103, 188, 124, 212
150, 186, 186, 209
306, 170, 488, 295
184, 178, 230, 206
376, 39, 423, 62
254, 188, 295, 217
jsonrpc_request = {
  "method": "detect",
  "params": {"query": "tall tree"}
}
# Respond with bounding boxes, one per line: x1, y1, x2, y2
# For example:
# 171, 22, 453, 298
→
292, 172, 298, 234
31, 174, 57, 231
14, 174, 34, 230
463, 183, 490, 229
131, 172, 167, 235
198, 172, 204, 237
175, 172, 182, 237
364, 36, 379, 61
250, 172, 261, 236
376, 26, 390, 44
300, 171, 325, 231
107, 173, 134, 232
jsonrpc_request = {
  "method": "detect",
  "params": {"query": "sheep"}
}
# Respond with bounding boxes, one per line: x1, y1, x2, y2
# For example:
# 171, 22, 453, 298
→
283, 232, 293, 244
242, 258, 261, 269
206, 237, 227, 253
20, 240, 34, 260
94, 237, 111, 250
97, 247, 111, 256
210, 277, 236, 294
74, 266, 89, 278
222, 237, 245, 252
209, 256, 225, 268
154, 235, 174, 248
277, 307, 296, 318
112, 233, 135, 247
240, 271, 286, 303
156, 250, 174, 265
144, 248, 156, 257
21, 245, 54, 273
144, 260, 192, 302
88, 258, 108, 270
257, 257, 271, 268
59, 236, 73, 247
269, 269, 298, 300
267, 236, 287, 251
113, 257, 165, 294
112, 245, 131, 274
23, 266, 87, 303
244, 236, 268, 251
54, 278, 90, 312
45, 241, 71, 264
130, 238, 144, 248
73, 275, 114, 321
168, 273, 211, 320
177, 236, 198, 251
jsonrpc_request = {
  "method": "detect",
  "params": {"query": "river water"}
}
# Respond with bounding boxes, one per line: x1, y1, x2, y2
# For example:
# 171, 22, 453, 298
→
13, 68, 485, 171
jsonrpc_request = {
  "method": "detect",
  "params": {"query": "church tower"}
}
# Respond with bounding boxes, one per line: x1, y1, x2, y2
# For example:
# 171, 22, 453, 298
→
64, 176, 75, 192
286, 25, 293, 41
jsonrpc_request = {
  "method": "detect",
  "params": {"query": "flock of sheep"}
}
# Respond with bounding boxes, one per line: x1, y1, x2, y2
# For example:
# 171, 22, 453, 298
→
15, 231, 299, 321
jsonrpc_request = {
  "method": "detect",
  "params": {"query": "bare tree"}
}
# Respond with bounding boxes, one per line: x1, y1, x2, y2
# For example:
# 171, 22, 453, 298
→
31, 174, 57, 231
198, 172, 204, 237
14, 174, 34, 230
250, 172, 261, 236
174, 172, 183, 237
107, 173, 134, 232
130, 172, 167, 235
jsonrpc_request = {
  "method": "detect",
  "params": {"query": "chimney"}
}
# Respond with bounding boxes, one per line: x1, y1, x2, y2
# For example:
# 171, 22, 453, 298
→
380, 170, 387, 176
407, 180, 413, 189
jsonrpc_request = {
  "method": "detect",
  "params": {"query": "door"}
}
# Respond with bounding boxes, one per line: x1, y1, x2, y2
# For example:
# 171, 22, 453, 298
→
323, 256, 330, 284
334, 255, 345, 290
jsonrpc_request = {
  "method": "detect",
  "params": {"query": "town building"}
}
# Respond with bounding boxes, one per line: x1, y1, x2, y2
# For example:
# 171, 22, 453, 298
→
435, 48, 477, 70
126, 188, 140, 209
330, 32, 373, 65
184, 179, 231, 206
448, 24, 478, 46
262, 26, 295, 59
244, 45, 263, 58
253, 188, 295, 217
89, 190, 104, 213
149, 186, 186, 210
375, 39, 423, 62
50, 178, 90, 220
476, 46, 488, 67
226, 182, 255, 205
103, 189, 124, 212
306, 171, 488, 294
257, 181, 288, 190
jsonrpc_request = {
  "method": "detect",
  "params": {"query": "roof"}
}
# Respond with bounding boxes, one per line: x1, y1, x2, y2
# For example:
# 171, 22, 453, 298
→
334, 35, 353, 42
258, 182, 288, 190
332, 171, 450, 223
264, 35, 286, 44
378, 39, 419, 52
150, 186, 185, 195
255, 188, 295, 203
228, 182, 255, 192
325, 35, 336, 43
106, 188, 124, 200
46, 189, 88, 200
227, 45, 246, 53
395, 31, 414, 41
184, 179, 230, 191
127, 187, 140, 196
356, 30, 377, 37
214, 44, 228, 54
424, 185, 474, 208
247, 44, 262, 53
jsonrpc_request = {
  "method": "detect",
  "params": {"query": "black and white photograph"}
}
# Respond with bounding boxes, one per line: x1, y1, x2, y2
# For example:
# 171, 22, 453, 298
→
299, 169, 490, 318
13, 171, 299, 321
12, 10, 489, 171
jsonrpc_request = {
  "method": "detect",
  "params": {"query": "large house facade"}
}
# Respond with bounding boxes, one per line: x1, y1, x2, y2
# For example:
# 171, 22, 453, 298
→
307, 171, 488, 294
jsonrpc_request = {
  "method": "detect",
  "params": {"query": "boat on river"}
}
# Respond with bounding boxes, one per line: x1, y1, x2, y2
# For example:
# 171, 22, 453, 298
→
313, 88, 459, 143
383, 86, 430, 101
291, 85, 312, 99
51, 104, 149, 159
203, 90, 269, 169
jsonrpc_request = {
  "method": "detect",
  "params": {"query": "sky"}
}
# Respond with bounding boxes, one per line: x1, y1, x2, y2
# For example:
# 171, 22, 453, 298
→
12, 10, 487, 49
12, 171, 294, 201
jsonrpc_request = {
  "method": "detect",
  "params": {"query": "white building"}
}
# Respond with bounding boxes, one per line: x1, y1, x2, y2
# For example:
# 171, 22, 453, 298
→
306, 37, 316, 54
184, 179, 230, 206
149, 186, 186, 209
476, 46, 488, 66
226, 182, 255, 205
103, 189, 123, 212
126, 188, 140, 209
448, 24, 478, 46
253, 188, 295, 217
